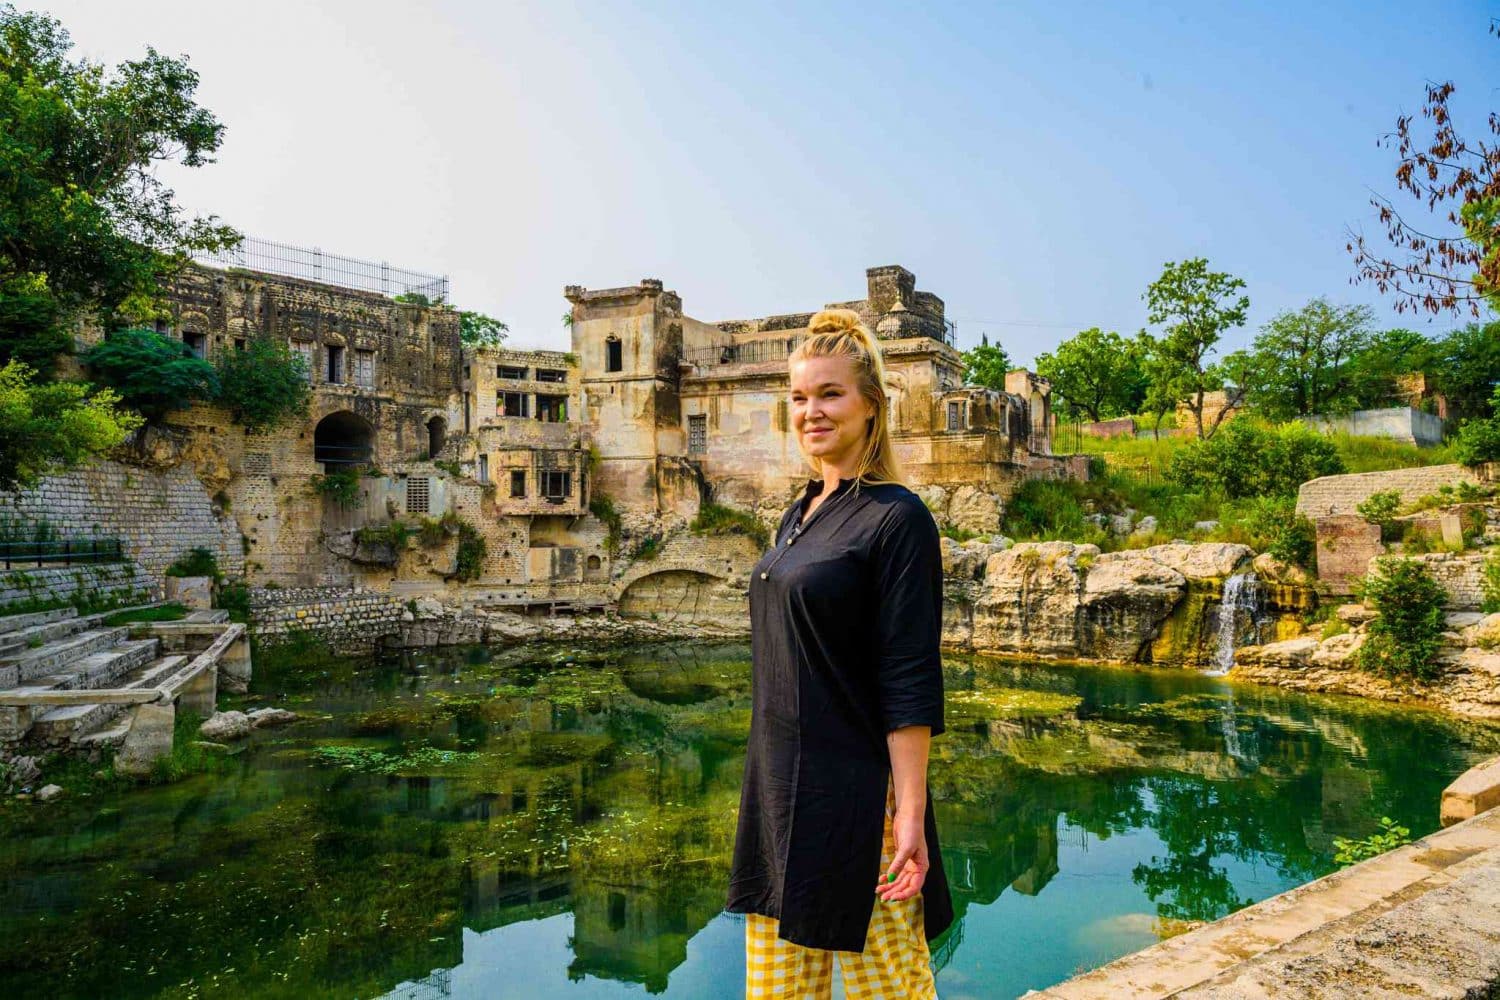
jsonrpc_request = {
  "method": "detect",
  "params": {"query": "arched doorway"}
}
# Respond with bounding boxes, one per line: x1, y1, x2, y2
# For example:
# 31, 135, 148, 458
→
314, 411, 374, 469
427, 416, 447, 459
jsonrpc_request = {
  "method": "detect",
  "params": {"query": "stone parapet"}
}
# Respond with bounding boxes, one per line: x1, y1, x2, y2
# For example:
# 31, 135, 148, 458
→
1296, 464, 1479, 519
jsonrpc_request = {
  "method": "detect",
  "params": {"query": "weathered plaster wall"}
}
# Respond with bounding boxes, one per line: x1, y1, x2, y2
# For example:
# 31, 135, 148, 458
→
1306, 406, 1446, 448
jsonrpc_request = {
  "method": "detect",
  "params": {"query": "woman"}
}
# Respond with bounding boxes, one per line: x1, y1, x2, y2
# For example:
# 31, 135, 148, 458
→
727, 308, 952, 998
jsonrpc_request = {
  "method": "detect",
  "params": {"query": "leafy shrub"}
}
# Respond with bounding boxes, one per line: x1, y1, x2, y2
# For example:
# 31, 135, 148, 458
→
1238, 495, 1316, 569
213, 336, 310, 432
1332, 817, 1411, 866
1357, 558, 1447, 681
1168, 421, 1345, 499
1482, 548, 1500, 614
83, 329, 219, 421
590, 494, 623, 555
691, 502, 768, 547
215, 581, 251, 623
453, 521, 487, 581
1355, 490, 1403, 543
355, 520, 412, 549
1454, 415, 1500, 467
1000, 479, 1102, 542
165, 547, 219, 579
311, 468, 362, 509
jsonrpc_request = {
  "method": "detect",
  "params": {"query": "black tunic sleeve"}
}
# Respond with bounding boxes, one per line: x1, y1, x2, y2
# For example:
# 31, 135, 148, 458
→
869, 495, 946, 737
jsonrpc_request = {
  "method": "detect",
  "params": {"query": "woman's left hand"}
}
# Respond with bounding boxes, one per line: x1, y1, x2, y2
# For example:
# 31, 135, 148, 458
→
875, 808, 928, 903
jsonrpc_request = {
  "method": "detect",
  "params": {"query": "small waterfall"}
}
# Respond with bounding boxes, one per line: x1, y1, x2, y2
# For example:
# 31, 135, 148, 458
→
1205, 572, 1263, 675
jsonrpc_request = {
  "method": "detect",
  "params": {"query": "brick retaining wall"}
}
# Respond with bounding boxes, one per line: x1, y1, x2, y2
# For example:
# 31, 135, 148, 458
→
248, 586, 407, 651
0, 460, 243, 585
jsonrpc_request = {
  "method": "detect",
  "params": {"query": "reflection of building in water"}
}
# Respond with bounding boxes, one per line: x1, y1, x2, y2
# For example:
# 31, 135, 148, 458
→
377, 968, 452, 1000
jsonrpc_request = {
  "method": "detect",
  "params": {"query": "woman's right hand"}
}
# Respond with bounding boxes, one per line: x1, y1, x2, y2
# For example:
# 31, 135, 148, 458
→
876, 808, 928, 903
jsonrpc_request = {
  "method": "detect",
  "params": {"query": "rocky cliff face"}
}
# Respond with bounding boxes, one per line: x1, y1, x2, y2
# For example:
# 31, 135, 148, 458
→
943, 539, 1290, 664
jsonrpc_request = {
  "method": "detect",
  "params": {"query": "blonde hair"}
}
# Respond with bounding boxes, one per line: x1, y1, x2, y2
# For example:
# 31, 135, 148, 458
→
790, 309, 905, 488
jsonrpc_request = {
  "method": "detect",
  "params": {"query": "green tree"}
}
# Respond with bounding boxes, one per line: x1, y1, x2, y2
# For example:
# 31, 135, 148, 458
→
1453, 384, 1500, 466
0, 6, 237, 371
1348, 328, 1436, 409
459, 310, 508, 346
1142, 259, 1251, 439
1426, 322, 1500, 421
0, 360, 141, 490
1246, 300, 1373, 420
960, 333, 1011, 391
83, 329, 218, 422
1034, 328, 1146, 422
214, 337, 311, 432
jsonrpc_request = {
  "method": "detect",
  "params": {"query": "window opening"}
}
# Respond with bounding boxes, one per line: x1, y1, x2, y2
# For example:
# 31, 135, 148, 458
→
510, 470, 526, 497
536, 394, 567, 422
327, 345, 345, 384
536, 368, 566, 383
406, 477, 431, 514
688, 414, 707, 454
605, 337, 622, 373
542, 471, 571, 503
499, 391, 529, 418
182, 331, 207, 359
498, 365, 528, 380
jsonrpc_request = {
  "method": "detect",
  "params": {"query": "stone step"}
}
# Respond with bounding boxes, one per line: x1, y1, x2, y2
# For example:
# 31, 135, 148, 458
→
0, 607, 76, 636
30, 648, 179, 743
184, 609, 229, 624
0, 613, 104, 658
35, 639, 160, 692
76, 715, 131, 749
4, 627, 131, 683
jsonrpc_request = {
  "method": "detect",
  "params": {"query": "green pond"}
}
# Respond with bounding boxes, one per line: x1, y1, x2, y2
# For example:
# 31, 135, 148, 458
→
4, 641, 1499, 1000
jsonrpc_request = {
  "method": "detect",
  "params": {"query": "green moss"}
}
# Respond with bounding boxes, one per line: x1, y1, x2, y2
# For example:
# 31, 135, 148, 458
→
103, 603, 186, 625
946, 685, 1082, 721
690, 502, 768, 547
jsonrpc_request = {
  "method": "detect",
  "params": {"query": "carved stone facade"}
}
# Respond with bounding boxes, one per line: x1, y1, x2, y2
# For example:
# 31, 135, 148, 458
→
35, 259, 1079, 619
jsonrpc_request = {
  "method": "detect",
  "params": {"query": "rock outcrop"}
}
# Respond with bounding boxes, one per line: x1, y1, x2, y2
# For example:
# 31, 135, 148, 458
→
1234, 611, 1500, 720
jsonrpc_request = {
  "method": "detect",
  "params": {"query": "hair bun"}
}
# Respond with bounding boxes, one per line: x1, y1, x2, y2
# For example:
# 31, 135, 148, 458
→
806, 308, 865, 337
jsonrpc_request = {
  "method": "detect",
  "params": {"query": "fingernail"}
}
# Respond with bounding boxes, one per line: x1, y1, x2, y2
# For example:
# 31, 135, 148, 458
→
886, 872, 896, 883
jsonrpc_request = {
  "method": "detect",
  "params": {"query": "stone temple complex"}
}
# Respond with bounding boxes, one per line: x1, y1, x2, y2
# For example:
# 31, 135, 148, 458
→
4, 248, 1083, 622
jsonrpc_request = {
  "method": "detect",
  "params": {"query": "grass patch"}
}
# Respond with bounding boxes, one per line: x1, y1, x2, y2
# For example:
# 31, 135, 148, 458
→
690, 502, 768, 547
103, 603, 187, 626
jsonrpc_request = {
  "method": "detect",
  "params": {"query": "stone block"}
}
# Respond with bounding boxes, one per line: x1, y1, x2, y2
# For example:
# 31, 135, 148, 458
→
1442, 755, 1500, 826
1314, 516, 1382, 594
115, 701, 175, 778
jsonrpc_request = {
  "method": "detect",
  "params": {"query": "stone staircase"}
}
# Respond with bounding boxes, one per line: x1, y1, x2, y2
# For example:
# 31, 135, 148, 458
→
0, 607, 224, 749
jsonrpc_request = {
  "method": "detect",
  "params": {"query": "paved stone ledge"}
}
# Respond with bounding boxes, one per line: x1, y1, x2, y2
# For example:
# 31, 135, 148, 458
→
1031, 808, 1500, 999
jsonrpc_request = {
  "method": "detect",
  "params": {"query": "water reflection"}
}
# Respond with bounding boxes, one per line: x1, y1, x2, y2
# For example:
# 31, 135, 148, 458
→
1, 643, 1497, 1000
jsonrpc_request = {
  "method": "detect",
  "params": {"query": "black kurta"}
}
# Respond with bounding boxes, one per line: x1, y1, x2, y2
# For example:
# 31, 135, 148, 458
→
726, 475, 954, 953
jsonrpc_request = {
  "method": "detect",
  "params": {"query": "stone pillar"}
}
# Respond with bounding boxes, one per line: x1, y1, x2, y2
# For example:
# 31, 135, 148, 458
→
114, 700, 175, 778
219, 633, 252, 695
179, 662, 217, 718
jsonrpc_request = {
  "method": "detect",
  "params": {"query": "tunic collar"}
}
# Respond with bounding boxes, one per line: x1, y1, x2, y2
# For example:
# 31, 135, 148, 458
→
801, 476, 858, 499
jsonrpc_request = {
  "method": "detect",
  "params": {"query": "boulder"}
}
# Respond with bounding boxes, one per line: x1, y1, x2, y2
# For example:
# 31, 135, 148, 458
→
1079, 553, 1187, 660
1252, 552, 1314, 587
35, 784, 63, 802
4, 755, 40, 790
1109, 513, 1135, 536
973, 542, 1097, 656
198, 710, 252, 741
911, 484, 949, 520
1336, 603, 1377, 625
1194, 520, 1221, 533
1460, 613, 1500, 649
1310, 631, 1363, 668
1251, 636, 1321, 669
948, 486, 1004, 535
940, 537, 984, 580
413, 597, 445, 618
1130, 515, 1159, 537
246, 707, 298, 729
1140, 542, 1253, 581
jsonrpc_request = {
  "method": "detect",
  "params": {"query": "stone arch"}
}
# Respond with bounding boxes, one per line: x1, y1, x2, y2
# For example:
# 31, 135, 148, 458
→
427, 415, 447, 458
618, 568, 725, 619
314, 410, 374, 469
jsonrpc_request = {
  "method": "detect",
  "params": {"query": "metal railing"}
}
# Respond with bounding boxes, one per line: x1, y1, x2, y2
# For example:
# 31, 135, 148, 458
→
193, 235, 450, 302
0, 538, 125, 570
684, 337, 804, 368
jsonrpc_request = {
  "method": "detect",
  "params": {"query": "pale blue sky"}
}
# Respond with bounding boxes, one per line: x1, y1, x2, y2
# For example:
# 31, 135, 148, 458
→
45, 1, 1499, 363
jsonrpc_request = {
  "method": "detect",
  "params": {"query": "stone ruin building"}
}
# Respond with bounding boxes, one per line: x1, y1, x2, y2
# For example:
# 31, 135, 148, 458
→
7, 248, 1084, 620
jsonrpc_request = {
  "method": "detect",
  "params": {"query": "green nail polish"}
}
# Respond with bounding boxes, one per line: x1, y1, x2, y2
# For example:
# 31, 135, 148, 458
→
886, 872, 896, 883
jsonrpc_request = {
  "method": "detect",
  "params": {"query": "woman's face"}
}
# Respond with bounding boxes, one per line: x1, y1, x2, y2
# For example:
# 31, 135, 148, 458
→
789, 355, 876, 472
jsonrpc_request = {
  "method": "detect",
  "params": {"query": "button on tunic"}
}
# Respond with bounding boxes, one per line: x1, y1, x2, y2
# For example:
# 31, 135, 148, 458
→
727, 476, 954, 953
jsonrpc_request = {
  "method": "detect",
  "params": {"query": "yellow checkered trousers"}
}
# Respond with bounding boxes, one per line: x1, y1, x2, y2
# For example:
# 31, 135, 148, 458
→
744, 780, 938, 999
